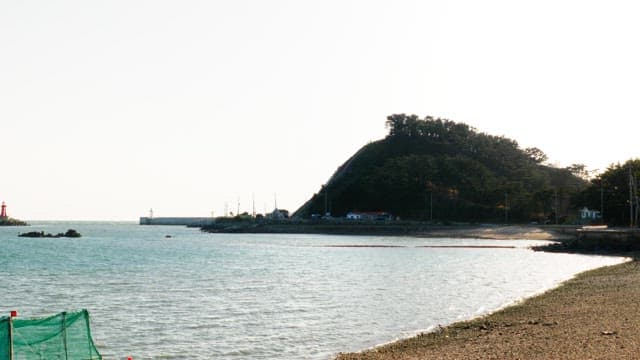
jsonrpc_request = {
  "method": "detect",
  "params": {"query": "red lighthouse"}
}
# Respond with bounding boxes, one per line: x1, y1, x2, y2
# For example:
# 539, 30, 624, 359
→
1, 201, 7, 218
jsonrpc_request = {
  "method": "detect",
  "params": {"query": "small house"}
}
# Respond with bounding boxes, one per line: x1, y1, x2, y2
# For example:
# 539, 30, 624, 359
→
346, 211, 393, 221
346, 212, 363, 220
579, 207, 601, 220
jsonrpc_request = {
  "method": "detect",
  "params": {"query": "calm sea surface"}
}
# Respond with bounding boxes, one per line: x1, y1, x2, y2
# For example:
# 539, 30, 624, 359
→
0, 222, 625, 359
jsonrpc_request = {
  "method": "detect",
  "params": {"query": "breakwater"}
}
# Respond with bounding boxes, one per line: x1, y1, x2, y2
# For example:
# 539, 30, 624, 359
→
201, 220, 441, 236
0, 217, 28, 226
139, 217, 214, 226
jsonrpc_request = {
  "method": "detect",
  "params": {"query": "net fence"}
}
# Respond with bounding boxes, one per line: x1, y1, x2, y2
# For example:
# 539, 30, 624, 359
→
0, 309, 102, 360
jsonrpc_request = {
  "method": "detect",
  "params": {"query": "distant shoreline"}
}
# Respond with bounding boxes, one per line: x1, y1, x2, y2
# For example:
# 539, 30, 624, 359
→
200, 221, 576, 241
201, 222, 640, 253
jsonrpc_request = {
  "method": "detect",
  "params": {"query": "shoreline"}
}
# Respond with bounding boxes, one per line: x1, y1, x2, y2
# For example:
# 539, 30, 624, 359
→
335, 235, 639, 359
202, 221, 578, 240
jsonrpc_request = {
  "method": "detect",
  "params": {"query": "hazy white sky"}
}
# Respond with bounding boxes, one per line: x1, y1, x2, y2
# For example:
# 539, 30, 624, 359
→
1, 0, 639, 220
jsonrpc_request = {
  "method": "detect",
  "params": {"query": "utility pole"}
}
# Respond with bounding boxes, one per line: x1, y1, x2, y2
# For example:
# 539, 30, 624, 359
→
504, 193, 509, 224
430, 191, 433, 222
631, 167, 639, 228
630, 167, 634, 228
424, 192, 428, 221
635, 174, 639, 227
600, 180, 604, 224
324, 186, 329, 216
553, 188, 558, 225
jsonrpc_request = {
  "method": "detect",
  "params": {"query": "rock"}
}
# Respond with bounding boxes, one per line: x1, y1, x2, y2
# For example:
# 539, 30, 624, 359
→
19, 229, 82, 238
64, 229, 81, 238
18, 231, 47, 238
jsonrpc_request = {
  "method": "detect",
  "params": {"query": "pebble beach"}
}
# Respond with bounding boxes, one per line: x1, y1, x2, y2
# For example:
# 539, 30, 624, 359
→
337, 245, 639, 359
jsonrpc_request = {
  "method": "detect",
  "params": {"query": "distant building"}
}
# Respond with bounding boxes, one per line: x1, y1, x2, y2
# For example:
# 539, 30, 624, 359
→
268, 208, 289, 220
578, 207, 601, 224
346, 211, 393, 221
346, 212, 362, 220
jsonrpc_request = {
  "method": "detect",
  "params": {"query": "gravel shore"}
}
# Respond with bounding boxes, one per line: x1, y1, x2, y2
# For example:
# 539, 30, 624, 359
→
337, 255, 639, 359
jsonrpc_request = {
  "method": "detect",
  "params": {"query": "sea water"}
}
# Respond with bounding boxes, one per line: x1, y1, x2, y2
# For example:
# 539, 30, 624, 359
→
0, 222, 626, 359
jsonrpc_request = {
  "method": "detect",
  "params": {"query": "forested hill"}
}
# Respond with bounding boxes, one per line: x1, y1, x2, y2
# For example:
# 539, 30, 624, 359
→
294, 114, 586, 223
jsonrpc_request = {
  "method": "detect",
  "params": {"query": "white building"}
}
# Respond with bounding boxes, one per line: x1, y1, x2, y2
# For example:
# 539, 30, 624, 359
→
345, 211, 392, 221
579, 207, 600, 220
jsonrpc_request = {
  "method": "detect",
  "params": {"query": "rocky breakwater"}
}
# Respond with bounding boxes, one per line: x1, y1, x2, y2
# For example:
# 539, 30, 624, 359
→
0, 217, 28, 226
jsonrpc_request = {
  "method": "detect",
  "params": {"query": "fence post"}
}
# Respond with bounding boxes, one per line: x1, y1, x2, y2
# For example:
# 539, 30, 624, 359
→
62, 312, 69, 360
8, 313, 14, 360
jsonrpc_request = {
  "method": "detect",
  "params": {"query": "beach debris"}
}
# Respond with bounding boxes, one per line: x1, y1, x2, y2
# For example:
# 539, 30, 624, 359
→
601, 330, 617, 336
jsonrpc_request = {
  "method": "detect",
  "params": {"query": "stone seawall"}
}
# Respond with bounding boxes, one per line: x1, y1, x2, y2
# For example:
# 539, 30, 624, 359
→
574, 228, 640, 250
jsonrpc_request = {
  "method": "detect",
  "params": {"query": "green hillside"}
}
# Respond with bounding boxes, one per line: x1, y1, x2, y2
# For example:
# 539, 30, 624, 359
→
294, 114, 585, 223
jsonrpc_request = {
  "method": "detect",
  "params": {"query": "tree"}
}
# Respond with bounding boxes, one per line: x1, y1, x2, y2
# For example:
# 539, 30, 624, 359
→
524, 147, 548, 164
385, 114, 421, 138
566, 164, 591, 180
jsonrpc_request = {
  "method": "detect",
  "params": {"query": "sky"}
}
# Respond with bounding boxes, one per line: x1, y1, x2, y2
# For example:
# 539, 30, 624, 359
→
1, 0, 639, 220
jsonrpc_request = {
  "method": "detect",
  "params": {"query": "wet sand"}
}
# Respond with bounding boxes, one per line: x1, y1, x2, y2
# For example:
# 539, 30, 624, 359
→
336, 232, 639, 359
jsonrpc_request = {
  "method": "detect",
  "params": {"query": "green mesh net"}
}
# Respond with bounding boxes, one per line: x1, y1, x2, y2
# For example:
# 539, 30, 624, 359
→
0, 309, 102, 360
